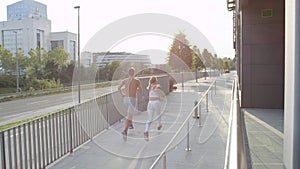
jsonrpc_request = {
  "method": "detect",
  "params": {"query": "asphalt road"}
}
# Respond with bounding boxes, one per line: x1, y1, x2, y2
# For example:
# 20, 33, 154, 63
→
0, 86, 117, 125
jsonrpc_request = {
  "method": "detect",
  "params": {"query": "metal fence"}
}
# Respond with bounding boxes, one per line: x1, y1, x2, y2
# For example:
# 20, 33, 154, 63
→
0, 75, 170, 169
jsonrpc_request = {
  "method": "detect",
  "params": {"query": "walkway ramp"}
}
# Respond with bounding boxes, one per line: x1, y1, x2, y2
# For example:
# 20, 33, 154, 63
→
49, 75, 234, 169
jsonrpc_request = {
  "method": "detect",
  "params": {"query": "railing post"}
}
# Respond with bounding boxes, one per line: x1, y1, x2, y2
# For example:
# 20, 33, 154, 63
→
69, 108, 73, 153
106, 95, 109, 129
199, 103, 202, 127
195, 68, 198, 83
185, 120, 191, 151
206, 93, 209, 112
193, 101, 199, 119
18, 126, 23, 169
215, 80, 217, 95
163, 153, 167, 169
0, 131, 6, 169
181, 72, 184, 90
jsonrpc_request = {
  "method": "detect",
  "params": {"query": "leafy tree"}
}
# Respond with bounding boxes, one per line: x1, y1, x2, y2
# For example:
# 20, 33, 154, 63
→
192, 45, 204, 70
168, 32, 193, 71
105, 61, 121, 81
59, 60, 75, 84
47, 46, 70, 72
27, 48, 48, 79
44, 47, 70, 80
0, 45, 14, 70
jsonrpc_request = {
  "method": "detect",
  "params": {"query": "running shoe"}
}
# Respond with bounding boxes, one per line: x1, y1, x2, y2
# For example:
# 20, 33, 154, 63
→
122, 130, 127, 141
157, 125, 162, 130
144, 132, 149, 141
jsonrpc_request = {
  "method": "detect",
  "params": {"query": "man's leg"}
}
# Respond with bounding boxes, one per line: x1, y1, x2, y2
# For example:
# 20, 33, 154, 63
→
125, 113, 133, 131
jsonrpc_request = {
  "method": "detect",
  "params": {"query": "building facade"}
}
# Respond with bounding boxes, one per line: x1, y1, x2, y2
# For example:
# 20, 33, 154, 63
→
50, 32, 77, 61
0, 0, 77, 61
227, 0, 300, 168
81, 52, 151, 67
0, 18, 51, 56
7, 0, 47, 21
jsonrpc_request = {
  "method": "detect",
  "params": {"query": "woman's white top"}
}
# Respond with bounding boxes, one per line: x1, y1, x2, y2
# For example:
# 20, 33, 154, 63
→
149, 85, 160, 98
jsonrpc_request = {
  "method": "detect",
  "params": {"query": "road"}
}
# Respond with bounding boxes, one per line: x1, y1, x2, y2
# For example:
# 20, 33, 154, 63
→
0, 86, 117, 125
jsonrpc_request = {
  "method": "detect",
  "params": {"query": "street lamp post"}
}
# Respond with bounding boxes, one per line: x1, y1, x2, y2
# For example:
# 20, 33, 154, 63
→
74, 6, 81, 103
13, 31, 19, 94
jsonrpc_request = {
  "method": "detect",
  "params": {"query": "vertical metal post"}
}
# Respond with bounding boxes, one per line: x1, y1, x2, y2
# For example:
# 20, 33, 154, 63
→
7, 130, 12, 169
53, 114, 57, 161
14, 31, 19, 94
41, 118, 45, 168
163, 153, 167, 169
59, 113, 63, 156
18, 126, 23, 169
206, 94, 209, 112
181, 72, 184, 90
49, 115, 53, 163
193, 101, 199, 119
56, 113, 59, 159
37, 120, 41, 169
45, 116, 49, 166
28, 123, 32, 169
195, 68, 198, 83
23, 124, 27, 169
106, 95, 109, 129
74, 6, 81, 104
69, 108, 73, 153
13, 128, 17, 169
185, 120, 191, 151
215, 80, 217, 95
0, 132, 6, 169
74, 108, 77, 148
199, 104, 202, 127
61, 110, 66, 156
33, 121, 37, 169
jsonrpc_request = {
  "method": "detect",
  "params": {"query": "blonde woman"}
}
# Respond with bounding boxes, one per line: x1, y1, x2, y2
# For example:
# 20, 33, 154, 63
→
144, 76, 163, 141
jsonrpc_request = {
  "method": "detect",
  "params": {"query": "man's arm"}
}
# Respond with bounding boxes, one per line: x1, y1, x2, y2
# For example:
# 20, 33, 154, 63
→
118, 80, 126, 97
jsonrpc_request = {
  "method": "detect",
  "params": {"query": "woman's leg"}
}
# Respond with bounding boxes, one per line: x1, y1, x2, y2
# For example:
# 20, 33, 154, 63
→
156, 102, 162, 130
145, 104, 154, 132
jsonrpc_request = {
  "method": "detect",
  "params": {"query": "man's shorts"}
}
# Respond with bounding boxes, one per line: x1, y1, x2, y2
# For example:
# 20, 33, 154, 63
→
123, 97, 137, 114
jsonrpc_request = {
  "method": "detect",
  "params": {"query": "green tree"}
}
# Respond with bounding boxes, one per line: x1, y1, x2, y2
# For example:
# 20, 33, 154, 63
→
168, 32, 193, 71
44, 47, 70, 80
13, 49, 28, 71
47, 46, 70, 72
0, 45, 14, 70
27, 48, 48, 79
59, 60, 75, 84
202, 48, 211, 69
105, 61, 121, 81
192, 45, 204, 70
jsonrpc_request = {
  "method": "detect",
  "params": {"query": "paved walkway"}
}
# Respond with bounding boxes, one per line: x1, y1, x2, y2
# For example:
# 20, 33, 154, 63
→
48, 74, 234, 169
243, 108, 284, 169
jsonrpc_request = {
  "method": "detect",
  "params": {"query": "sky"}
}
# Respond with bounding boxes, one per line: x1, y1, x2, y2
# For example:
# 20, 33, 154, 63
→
0, 0, 234, 64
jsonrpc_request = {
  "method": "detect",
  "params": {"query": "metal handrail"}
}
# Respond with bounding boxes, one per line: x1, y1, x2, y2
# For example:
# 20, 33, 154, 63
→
224, 76, 248, 169
149, 78, 217, 169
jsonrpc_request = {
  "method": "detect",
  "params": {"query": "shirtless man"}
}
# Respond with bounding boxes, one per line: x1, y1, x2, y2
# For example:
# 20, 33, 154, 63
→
118, 67, 143, 141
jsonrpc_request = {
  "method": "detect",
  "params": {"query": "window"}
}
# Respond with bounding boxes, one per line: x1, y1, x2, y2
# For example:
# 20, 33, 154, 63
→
51, 40, 64, 50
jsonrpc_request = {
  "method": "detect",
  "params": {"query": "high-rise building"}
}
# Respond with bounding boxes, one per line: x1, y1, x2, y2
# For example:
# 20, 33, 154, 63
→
0, 0, 77, 61
7, 0, 47, 21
